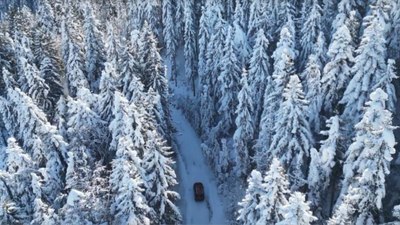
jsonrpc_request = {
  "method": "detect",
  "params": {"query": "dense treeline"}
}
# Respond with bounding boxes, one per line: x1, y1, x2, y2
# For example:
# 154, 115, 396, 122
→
0, 1, 181, 224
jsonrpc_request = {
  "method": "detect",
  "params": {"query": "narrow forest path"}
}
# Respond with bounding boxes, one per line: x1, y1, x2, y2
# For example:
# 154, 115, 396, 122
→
171, 107, 228, 225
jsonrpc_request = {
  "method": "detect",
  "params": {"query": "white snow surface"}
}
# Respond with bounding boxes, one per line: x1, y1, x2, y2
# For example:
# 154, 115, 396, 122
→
171, 107, 228, 225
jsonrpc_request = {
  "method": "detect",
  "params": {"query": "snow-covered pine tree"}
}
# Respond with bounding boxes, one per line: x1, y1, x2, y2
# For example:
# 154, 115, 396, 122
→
142, 0, 162, 40
66, 90, 107, 155
372, 58, 398, 112
334, 88, 396, 224
142, 130, 181, 224
96, 60, 117, 124
330, 0, 361, 37
321, 0, 338, 36
86, 163, 111, 224
119, 31, 142, 102
39, 56, 63, 117
137, 22, 169, 113
15, 36, 52, 113
61, 189, 90, 225
184, 0, 197, 94
31, 173, 59, 225
3, 137, 37, 222
61, 17, 70, 67
248, 29, 270, 127
269, 75, 313, 189
233, 69, 254, 178
276, 192, 317, 225
109, 91, 143, 155
109, 136, 150, 225
340, 1, 389, 127
36, 0, 56, 36
302, 54, 322, 133
321, 23, 354, 113
217, 25, 241, 135
254, 25, 297, 171
83, 2, 105, 92
270, 24, 296, 109
200, 14, 226, 136
256, 158, 290, 224
237, 170, 266, 225
3, 87, 67, 203
174, 0, 184, 44
233, 0, 246, 32
254, 75, 274, 171
105, 22, 118, 68
299, 0, 322, 68
307, 116, 341, 215
247, 0, 268, 43
162, 0, 177, 85
197, 6, 210, 91
66, 41, 89, 97
65, 143, 90, 191
232, 2, 250, 66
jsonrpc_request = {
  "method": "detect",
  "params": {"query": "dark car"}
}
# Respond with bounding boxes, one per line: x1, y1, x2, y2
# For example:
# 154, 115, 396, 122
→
193, 182, 205, 201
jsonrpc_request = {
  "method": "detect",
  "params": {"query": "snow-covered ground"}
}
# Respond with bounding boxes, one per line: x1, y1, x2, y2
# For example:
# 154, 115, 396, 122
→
171, 107, 228, 225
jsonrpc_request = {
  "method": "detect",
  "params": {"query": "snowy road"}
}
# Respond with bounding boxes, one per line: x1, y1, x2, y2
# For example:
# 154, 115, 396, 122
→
171, 107, 228, 225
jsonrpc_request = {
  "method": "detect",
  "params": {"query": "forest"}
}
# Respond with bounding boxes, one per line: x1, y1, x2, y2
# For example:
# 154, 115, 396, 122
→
0, 0, 399, 225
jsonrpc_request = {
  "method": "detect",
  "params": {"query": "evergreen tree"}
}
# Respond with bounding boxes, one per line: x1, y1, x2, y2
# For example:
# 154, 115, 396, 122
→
97, 61, 117, 124
247, 0, 268, 42
4, 137, 36, 222
66, 90, 107, 154
255, 25, 296, 171
256, 158, 290, 224
200, 15, 226, 136
307, 116, 341, 213
321, 24, 354, 113
109, 91, 143, 155
3, 86, 67, 203
110, 136, 150, 225
83, 2, 105, 92
299, 0, 322, 68
197, 6, 210, 91
302, 54, 322, 133
184, 0, 197, 94
276, 192, 317, 225
269, 75, 313, 189
334, 89, 396, 224
233, 69, 254, 177
15, 36, 52, 113
142, 0, 162, 39
142, 130, 181, 224
248, 29, 270, 126
120, 31, 143, 103
232, 3, 251, 65
66, 41, 89, 97
61, 189, 90, 225
65, 143, 90, 191
175, 0, 185, 44
254, 76, 274, 171
372, 59, 397, 112
162, 0, 177, 85
36, 0, 56, 36
237, 170, 265, 225
39, 56, 63, 117
217, 26, 241, 135
105, 23, 118, 67
340, 2, 389, 126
